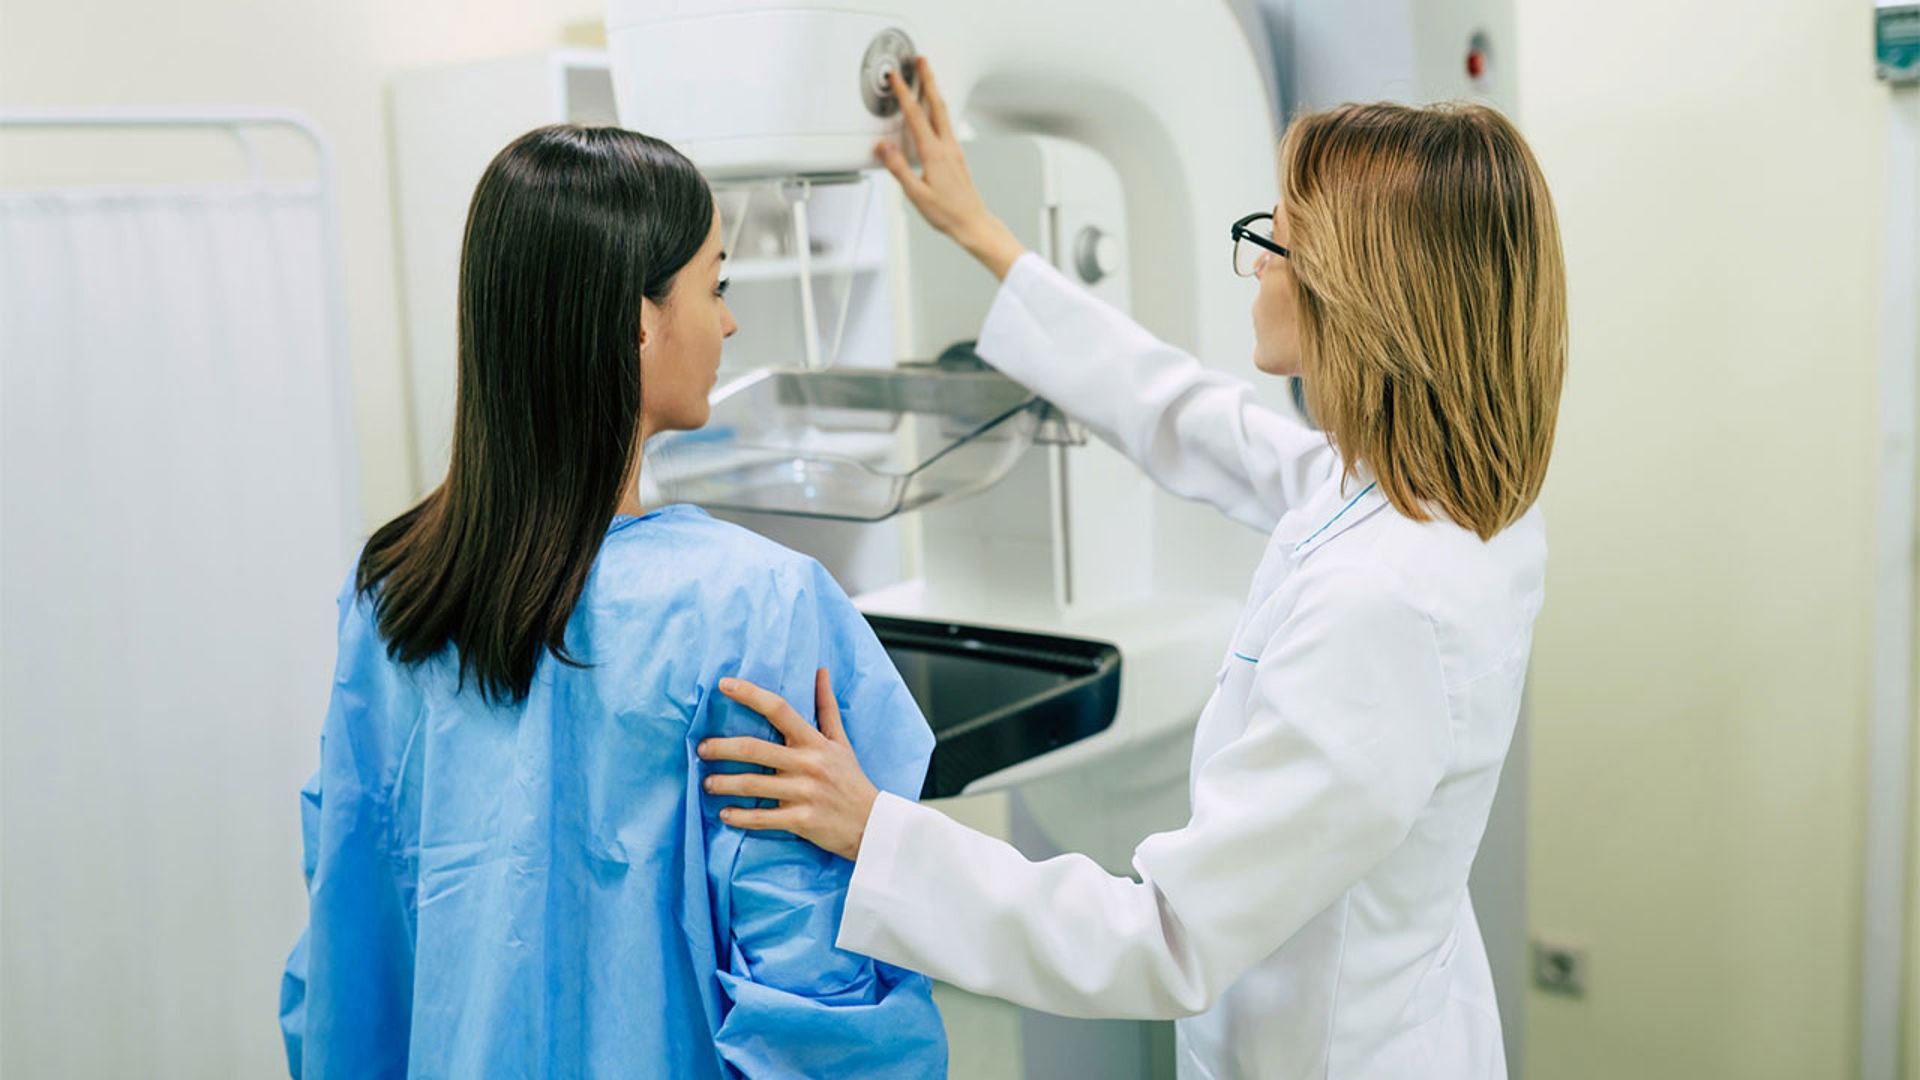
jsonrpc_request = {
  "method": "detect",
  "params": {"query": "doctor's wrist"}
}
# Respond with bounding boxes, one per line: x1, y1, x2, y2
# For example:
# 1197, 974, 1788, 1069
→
958, 218, 1025, 281
847, 787, 878, 861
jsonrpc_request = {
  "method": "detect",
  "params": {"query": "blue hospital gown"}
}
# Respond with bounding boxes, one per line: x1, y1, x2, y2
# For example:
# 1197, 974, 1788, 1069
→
279, 505, 947, 1078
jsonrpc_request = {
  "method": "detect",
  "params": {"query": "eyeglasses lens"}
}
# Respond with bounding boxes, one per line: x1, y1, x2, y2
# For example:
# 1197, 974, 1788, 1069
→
1234, 236, 1264, 277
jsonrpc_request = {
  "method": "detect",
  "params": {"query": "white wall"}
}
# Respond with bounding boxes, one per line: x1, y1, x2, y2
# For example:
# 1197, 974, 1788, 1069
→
1512, 1, 1900, 1076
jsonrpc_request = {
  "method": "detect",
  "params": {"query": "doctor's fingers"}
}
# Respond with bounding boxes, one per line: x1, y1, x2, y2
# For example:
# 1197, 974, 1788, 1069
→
718, 676, 824, 746
716, 805, 813, 835
916, 57, 953, 139
889, 70, 939, 159
703, 770, 812, 802
876, 141, 935, 207
813, 668, 849, 743
698, 735, 803, 771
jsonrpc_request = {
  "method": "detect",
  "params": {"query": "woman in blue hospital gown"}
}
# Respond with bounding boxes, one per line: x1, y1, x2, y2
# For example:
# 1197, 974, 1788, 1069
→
277, 125, 946, 1079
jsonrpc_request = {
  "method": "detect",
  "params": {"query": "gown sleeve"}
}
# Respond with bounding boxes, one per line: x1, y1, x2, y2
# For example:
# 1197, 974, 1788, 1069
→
977, 252, 1337, 533
700, 558, 948, 1079
278, 596, 416, 1080
277, 770, 321, 1076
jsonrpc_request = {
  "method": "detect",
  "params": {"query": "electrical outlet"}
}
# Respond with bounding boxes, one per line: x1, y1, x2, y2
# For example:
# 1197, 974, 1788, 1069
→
1531, 937, 1588, 997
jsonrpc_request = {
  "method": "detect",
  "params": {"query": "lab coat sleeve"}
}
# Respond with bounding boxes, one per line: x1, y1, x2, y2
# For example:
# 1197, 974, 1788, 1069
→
704, 560, 947, 1078
837, 567, 1451, 1019
976, 252, 1337, 532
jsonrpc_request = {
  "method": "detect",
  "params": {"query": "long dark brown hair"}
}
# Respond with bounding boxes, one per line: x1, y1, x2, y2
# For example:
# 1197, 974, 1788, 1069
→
358, 125, 713, 702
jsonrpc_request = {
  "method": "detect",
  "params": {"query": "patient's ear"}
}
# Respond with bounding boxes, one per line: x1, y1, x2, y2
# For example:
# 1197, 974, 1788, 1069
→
639, 297, 659, 353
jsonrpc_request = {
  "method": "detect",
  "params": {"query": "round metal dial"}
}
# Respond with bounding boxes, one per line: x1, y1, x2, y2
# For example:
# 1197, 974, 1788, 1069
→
1074, 226, 1120, 285
860, 28, 920, 118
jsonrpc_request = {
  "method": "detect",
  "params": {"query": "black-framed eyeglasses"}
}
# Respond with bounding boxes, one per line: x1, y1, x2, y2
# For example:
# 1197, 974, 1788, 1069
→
1231, 212, 1289, 277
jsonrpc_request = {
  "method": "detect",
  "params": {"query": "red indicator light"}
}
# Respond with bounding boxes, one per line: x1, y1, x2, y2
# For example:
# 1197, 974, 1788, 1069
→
1467, 50, 1486, 79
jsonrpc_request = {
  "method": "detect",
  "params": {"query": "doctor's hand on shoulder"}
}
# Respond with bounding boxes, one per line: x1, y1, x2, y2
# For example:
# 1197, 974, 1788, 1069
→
875, 58, 1026, 281
700, 669, 880, 861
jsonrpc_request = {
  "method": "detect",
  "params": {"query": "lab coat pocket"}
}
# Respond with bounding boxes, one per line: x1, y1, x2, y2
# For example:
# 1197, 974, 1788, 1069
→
1198, 648, 1259, 757
1218, 615, 1274, 709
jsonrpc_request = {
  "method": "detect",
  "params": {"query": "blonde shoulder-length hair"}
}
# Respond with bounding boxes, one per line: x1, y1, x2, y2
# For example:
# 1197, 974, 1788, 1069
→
1282, 101, 1567, 541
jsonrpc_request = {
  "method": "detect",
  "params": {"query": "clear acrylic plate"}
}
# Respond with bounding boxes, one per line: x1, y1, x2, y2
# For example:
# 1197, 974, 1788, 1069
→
642, 365, 1073, 521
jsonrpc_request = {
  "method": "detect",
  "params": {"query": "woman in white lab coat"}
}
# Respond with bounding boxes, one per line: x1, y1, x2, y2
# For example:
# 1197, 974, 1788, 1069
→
699, 59, 1567, 1079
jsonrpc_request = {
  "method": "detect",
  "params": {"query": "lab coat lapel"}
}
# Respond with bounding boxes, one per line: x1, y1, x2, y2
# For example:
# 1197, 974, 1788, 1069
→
1274, 465, 1389, 560
1220, 467, 1386, 669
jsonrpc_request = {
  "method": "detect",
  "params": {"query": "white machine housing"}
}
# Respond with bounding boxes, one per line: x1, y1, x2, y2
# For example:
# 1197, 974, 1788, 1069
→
607, 3, 926, 179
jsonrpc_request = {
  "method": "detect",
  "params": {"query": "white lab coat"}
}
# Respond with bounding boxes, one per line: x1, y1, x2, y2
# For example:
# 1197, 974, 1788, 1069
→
836, 253, 1545, 1079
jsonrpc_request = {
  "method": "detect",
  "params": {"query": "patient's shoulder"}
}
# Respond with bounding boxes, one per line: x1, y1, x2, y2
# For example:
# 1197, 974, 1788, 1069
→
592, 505, 825, 609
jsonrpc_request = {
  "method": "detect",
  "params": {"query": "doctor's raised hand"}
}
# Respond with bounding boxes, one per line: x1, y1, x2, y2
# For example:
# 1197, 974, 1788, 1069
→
874, 58, 1026, 280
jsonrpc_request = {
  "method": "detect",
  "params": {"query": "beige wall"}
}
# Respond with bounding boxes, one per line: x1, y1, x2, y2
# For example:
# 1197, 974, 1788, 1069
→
1513, 0, 1898, 1076
0, 0, 601, 533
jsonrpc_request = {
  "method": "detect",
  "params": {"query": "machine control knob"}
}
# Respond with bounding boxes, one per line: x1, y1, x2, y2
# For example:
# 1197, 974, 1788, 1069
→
860, 28, 920, 118
1073, 226, 1120, 285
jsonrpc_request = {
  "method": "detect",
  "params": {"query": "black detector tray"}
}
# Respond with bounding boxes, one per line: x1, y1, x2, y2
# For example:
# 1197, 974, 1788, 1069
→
867, 615, 1121, 799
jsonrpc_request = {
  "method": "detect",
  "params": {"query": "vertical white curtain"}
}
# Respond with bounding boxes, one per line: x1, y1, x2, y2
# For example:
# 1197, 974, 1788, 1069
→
0, 185, 356, 1077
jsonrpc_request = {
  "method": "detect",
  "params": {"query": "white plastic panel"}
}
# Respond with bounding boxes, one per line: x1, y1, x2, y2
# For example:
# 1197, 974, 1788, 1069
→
608, 9, 921, 179
390, 51, 615, 495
